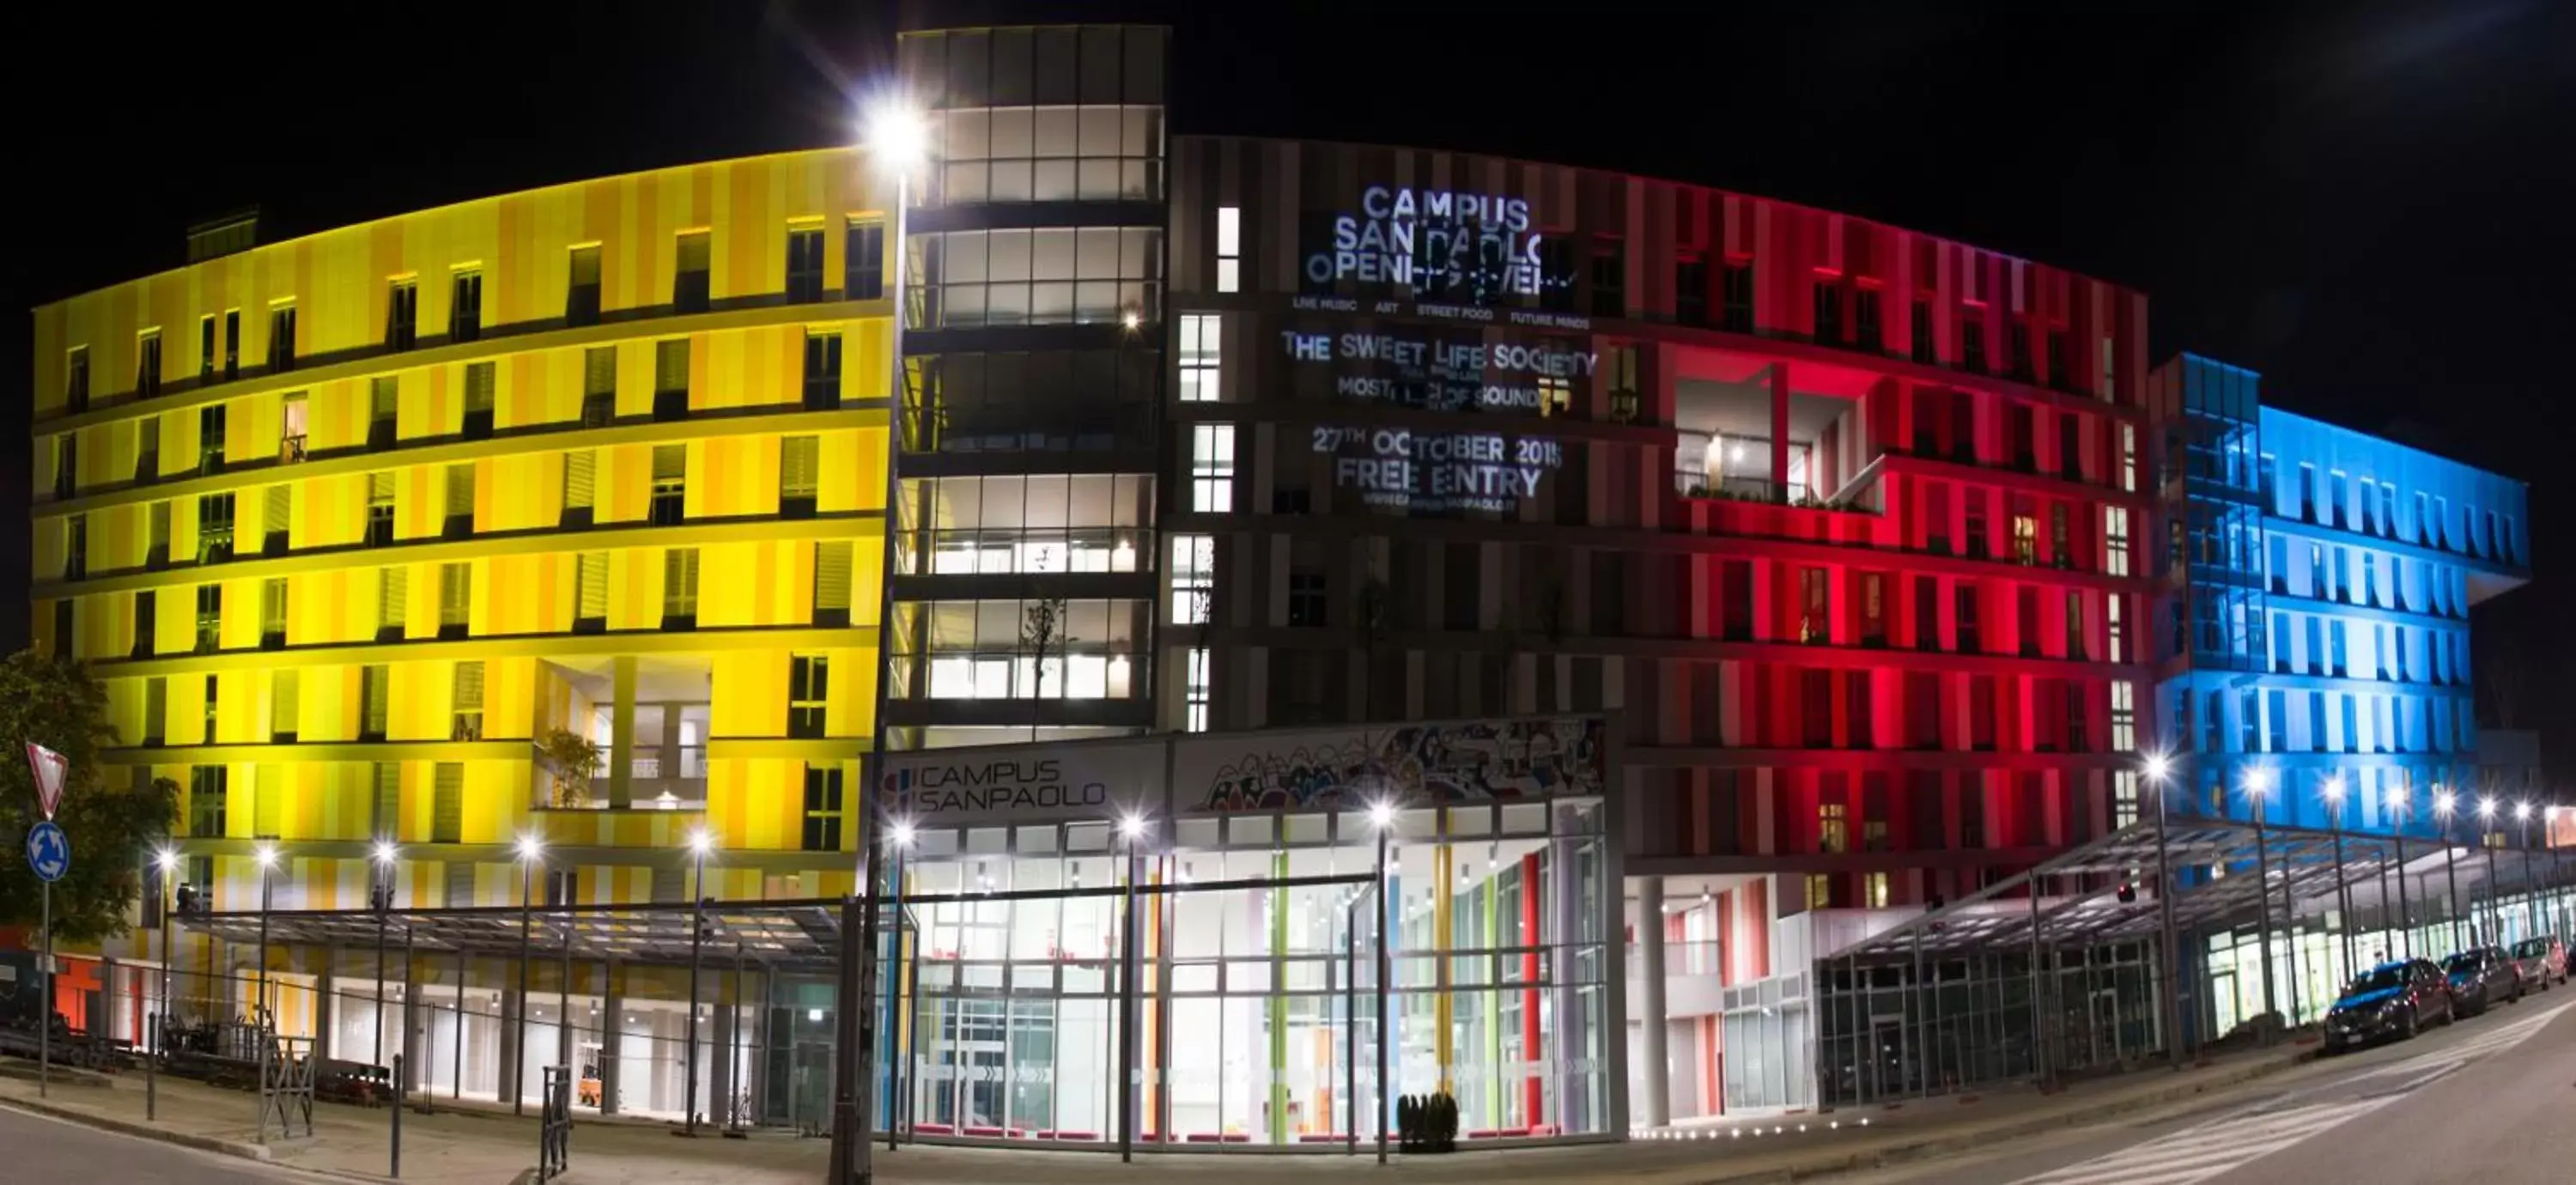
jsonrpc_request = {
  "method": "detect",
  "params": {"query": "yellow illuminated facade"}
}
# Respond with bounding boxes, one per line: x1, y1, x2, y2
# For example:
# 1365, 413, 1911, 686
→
28, 146, 897, 957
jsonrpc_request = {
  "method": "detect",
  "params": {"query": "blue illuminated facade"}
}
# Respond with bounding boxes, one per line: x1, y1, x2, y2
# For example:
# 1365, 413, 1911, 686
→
2151, 354, 2531, 841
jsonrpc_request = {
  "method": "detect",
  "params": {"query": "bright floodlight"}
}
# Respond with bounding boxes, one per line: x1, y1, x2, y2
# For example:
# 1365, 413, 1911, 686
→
1367, 799, 1397, 830
2435, 789, 2458, 815
867, 102, 927, 172
2321, 775, 2347, 804
1115, 811, 1149, 841
2142, 752, 2171, 782
515, 834, 545, 862
253, 842, 280, 870
1120, 309, 1142, 331
688, 827, 715, 857
2242, 767, 2275, 795
2477, 796, 2497, 819
155, 848, 182, 874
372, 839, 398, 865
2515, 802, 2532, 821
889, 819, 918, 849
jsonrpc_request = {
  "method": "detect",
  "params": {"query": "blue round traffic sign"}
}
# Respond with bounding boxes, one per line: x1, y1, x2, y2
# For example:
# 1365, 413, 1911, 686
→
25, 821, 69, 883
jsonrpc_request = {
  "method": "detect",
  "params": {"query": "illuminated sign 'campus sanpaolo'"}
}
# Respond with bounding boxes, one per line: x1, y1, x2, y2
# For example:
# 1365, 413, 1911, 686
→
1305, 185, 1572, 303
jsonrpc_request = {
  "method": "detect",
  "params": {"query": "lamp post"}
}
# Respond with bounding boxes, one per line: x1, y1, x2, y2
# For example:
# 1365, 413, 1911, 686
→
254, 842, 279, 1139
150, 848, 180, 1121
884, 819, 914, 1153
372, 840, 398, 1068
514, 834, 543, 1117
2143, 752, 2186, 1067
2322, 775, 2353, 987
685, 827, 714, 1136
1368, 798, 1396, 1165
2242, 768, 2281, 1030
2385, 786, 2413, 961
1115, 811, 1146, 1162
2435, 791, 2463, 952
2516, 802, 2537, 944
2477, 797, 2501, 945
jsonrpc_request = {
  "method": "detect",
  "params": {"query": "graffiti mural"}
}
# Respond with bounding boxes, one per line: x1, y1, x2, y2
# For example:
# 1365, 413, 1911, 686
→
1178, 715, 1606, 813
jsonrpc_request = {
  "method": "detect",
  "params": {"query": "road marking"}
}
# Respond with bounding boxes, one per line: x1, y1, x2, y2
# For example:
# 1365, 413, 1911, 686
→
2007, 1000, 2573, 1185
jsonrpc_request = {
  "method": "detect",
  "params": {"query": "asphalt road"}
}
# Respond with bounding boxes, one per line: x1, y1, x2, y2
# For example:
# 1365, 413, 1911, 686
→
0, 1107, 329, 1185
1840, 983, 2576, 1185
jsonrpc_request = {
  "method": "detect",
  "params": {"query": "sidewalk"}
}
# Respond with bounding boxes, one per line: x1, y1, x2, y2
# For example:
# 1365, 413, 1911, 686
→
0, 1044, 2319, 1185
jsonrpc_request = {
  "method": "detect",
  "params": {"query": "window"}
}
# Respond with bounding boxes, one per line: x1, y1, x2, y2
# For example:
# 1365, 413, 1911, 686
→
1965, 496, 1989, 559
801, 765, 844, 852
202, 674, 219, 740
259, 577, 287, 650
1805, 873, 1833, 911
132, 589, 155, 658
2113, 770, 2140, 829
187, 766, 228, 837
280, 390, 309, 463
1184, 647, 1212, 732
1288, 569, 1327, 628
915, 226, 1163, 327
148, 500, 171, 568
270, 669, 298, 742
802, 330, 842, 409
1864, 872, 1891, 908
663, 548, 701, 628
64, 345, 88, 412
781, 435, 820, 518
193, 583, 222, 653
451, 661, 485, 740
137, 416, 158, 483
574, 551, 611, 634
198, 404, 228, 471
567, 245, 602, 326
1674, 258, 1708, 326
371, 763, 400, 840
137, 330, 163, 398
1722, 262, 1753, 331
674, 229, 711, 313
2105, 507, 2131, 576
436, 562, 470, 639
2012, 512, 2037, 565
651, 444, 687, 525
1860, 572, 1886, 647
1818, 801, 1848, 853
50, 600, 71, 658
1801, 669, 1833, 747
2050, 503, 2070, 568
1955, 583, 1981, 653
2107, 593, 2127, 663
1812, 281, 1842, 343
582, 345, 617, 425
1190, 423, 1235, 512
1170, 534, 1214, 623
450, 270, 483, 343
386, 278, 419, 350
196, 493, 235, 562
1961, 313, 1987, 371
786, 225, 826, 302
369, 374, 400, 447
359, 664, 391, 741
653, 337, 691, 420
846, 220, 884, 300
1798, 567, 1829, 643
444, 462, 476, 538
2064, 591, 2085, 659
268, 303, 297, 372
367, 471, 397, 547
143, 680, 167, 747
2099, 337, 2117, 402
462, 362, 495, 439
1177, 313, 1221, 402
1215, 205, 1242, 293
432, 763, 463, 843
788, 654, 829, 738
1589, 239, 1624, 317
64, 514, 84, 581
1855, 288, 1881, 348
812, 540, 853, 628
2008, 321, 2032, 379
52, 434, 76, 501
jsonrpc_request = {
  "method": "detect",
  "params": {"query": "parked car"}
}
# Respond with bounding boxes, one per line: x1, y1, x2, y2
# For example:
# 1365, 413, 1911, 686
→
2324, 959, 2454, 1054
2442, 948, 2522, 1016
2506, 936, 2567, 989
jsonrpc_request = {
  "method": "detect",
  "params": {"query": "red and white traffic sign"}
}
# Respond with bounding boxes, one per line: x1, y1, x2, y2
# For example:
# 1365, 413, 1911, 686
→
24, 741, 68, 821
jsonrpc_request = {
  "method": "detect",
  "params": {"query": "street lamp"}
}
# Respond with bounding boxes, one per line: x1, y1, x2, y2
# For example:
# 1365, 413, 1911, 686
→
2141, 750, 2185, 1067
149, 847, 180, 1121
372, 840, 399, 1067
2321, 775, 2353, 985
2477, 797, 2500, 945
1115, 810, 1148, 1161
880, 819, 917, 1152
1367, 798, 1398, 1164
685, 827, 714, 1135
513, 834, 544, 1117
2516, 801, 2537, 944
253, 841, 279, 1139
2384, 785, 2413, 961
2241, 768, 2281, 1029
2434, 791, 2464, 952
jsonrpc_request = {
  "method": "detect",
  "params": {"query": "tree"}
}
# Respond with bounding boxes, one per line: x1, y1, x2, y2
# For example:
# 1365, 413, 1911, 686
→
537, 729, 604, 809
0, 649, 179, 945
1022, 595, 1070, 737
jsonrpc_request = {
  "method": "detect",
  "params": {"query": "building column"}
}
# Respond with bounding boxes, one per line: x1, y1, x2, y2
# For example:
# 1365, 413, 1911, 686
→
711, 997, 737, 1128
609, 656, 638, 809
499, 983, 524, 1109
1637, 876, 1671, 1128
1770, 364, 1793, 502
315, 953, 337, 1059
599, 965, 623, 1115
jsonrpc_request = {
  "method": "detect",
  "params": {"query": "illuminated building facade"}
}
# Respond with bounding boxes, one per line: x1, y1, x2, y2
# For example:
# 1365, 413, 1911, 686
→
28, 149, 901, 1116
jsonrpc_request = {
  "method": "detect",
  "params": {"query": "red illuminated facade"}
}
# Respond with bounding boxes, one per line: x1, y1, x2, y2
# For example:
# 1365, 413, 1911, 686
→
1161, 137, 2156, 1113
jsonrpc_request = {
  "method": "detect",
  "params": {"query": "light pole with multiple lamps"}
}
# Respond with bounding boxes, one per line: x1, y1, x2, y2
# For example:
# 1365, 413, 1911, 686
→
2242, 768, 2281, 1029
2434, 791, 2464, 951
2142, 752, 2187, 1066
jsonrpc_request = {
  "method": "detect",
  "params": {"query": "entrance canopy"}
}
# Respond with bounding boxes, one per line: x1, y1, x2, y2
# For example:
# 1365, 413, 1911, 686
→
1825, 819, 2525, 962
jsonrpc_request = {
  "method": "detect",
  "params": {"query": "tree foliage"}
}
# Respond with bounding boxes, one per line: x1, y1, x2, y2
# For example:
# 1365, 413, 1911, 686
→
0, 649, 179, 944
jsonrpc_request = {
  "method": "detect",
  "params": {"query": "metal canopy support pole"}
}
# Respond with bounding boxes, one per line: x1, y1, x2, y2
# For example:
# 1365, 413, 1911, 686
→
2026, 872, 2047, 1090
2392, 835, 2411, 961
686, 846, 706, 1136
2251, 812, 2277, 1036
1344, 896, 1358, 1153
1118, 831, 1140, 1163
558, 909, 574, 1073
2442, 830, 2463, 951
2330, 802, 2352, 985
514, 860, 534, 1116
884, 839, 907, 1152
453, 949, 467, 1102
1911, 925, 1929, 1098
730, 944, 747, 1134
2154, 777, 2185, 1066
825, 892, 874, 1185
402, 926, 420, 1103
1376, 821, 1392, 1165
2277, 839, 2302, 1026
256, 866, 273, 1136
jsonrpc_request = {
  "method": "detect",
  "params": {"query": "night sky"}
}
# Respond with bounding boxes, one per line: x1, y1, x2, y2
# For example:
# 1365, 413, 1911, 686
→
7, 1, 2571, 780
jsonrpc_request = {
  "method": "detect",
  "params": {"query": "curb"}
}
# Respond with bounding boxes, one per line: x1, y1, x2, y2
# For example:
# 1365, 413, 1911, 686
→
0, 1095, 275, 1164
1678, 1052, 2312, 1185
